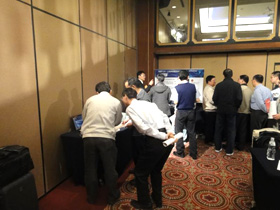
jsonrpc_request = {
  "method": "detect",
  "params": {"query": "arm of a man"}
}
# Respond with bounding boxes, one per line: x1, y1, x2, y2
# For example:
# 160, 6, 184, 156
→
255, 89, 267, 113
114, 102, 123, 126
126, 106, 168, 140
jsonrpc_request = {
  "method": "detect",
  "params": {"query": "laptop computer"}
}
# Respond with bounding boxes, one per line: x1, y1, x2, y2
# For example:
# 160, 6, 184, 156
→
72, 114, 83, 131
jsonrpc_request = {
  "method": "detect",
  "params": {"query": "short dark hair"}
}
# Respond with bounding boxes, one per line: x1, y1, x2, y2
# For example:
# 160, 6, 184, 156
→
206, 75, 215, 83
137, 71, 145, 78
240, 75, 249, 84
179, 70, 189, 80
272, 71, 280, 80
253, 74, 263, 83
157, 73, 165, 82
122, 88, 137, 99
95, 81, 111, 93
127, 77, 137, 87
223, 69, 233, 78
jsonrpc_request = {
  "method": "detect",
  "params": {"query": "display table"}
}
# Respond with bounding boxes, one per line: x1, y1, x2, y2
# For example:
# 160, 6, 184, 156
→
61, 128, 133, 185
250, 148, 280, 210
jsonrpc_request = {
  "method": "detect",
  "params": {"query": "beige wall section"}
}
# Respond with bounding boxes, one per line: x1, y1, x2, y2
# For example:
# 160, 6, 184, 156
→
267, 52, 280, 89
108, 40, 125, 99
158, 55, 191, 69
0, 0, 44, 196
228, 53, 267, 89
80, 0, 107, 36
192, 54, 227, 86
81, 29, 108, 102
107, 0, 125, 43
125, 48, 137, 78
33, 0, 79, 24
124, 0, 137, 48
34, 11, 82, 191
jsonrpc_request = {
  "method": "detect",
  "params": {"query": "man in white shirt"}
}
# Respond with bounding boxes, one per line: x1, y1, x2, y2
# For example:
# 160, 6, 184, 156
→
81, 81, 122, 205
122, 88, 174, 210
203, 75, 217, 145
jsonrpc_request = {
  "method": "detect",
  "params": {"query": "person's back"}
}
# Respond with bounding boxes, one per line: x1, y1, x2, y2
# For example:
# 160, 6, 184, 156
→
81, 92, 122, 139
238, 85, 253, 114
150, 82, 171, 116
213, 78, 242, 113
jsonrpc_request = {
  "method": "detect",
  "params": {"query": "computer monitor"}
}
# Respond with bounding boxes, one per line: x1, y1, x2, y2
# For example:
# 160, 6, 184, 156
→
73, 114, 83, 130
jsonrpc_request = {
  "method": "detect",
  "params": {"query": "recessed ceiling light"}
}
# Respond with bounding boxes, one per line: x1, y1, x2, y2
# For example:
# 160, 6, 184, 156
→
172, 6, 176, 9
177, 16, 180, 18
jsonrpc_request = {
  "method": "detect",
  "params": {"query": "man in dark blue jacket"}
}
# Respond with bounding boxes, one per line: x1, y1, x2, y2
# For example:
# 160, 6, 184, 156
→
213, 69, 242, 156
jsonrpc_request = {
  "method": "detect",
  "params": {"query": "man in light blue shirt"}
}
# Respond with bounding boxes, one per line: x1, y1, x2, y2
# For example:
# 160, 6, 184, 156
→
250, 74, 272, 134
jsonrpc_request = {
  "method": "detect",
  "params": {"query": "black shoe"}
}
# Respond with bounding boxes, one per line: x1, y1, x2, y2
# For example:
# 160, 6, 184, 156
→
128, 169, 135, 174
151, 194, 162, 208
129, 178, 136, 187
190, 155, 197, 160
173, 151, 185, 158
130, 199, 153, 210
108, 190, 120, 205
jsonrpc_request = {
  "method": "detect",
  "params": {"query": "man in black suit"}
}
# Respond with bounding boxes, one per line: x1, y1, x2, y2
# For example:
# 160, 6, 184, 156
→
137, 70, 154, 92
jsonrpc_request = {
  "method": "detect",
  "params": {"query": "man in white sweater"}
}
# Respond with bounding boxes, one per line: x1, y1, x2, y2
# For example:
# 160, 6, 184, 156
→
81, 81, 122, 205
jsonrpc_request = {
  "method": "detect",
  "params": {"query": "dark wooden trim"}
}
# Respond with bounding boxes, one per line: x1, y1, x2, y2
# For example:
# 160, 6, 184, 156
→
154, 42, 280, 55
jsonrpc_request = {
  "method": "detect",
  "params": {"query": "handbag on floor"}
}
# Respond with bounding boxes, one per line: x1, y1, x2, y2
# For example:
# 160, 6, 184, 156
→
252, 128, 280, 149
0, 145, 34, 187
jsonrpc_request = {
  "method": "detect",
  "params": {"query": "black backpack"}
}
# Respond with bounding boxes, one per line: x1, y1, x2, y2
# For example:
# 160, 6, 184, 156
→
253, 131, 280, 149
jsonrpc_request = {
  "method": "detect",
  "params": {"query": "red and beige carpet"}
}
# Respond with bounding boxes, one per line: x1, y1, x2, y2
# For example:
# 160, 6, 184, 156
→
104, 140, 253, 210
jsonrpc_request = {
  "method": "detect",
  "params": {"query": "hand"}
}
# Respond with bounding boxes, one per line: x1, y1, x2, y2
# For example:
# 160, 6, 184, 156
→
149, 79, 154, 86
273, 114, 280, 120
167, 132, 174, 139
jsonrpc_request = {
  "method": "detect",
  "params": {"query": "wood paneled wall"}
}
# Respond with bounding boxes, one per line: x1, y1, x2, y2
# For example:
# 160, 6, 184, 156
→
158, 52, 280, 90
0, 0, 137, 197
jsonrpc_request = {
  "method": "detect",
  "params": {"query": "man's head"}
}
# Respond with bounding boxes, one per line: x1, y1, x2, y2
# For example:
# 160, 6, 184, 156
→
223, 69, 233, 78
122, 88, 137, 106
206, 75, 216, 87
238, 75, 249, 85
252, 74, 263, 87
178, 70, 189, 81
95, 81, 111, 93
126, 77, 142, 93
156, 73, 165, 83
124, 77, 135, 88
137, 71, 146, 81
270, 71, 280, 85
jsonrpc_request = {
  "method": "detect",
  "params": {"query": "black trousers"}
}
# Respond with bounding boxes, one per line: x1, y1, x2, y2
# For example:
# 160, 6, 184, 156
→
131, 128, 146, 165
135, 136, 173, 204
175, 109, 197, 157
235, 113, 250, 150
214, 113, 236, 154
204, 112, 216, 143
83, 137, 119, 202
250, 110, 268, 135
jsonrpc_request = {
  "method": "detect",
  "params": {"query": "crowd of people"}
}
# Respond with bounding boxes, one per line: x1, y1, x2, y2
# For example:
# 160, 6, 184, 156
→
79, 69, 280, 208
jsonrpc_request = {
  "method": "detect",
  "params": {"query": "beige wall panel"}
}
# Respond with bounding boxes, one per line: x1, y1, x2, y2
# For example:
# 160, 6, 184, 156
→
108, 40, 125, 99
228, 53, 267, 89
107, 0, 125, 43
81, 29, 108, 102
192, 54, 227, 86
20, 0, 31, 4
34, 11, 82, 192
124, 0, 136, 48
267, 52, 280, 89
0, 0, 44, 196
125, 48, 137, 78
33, 0, 79, 24
158, 55, 191, 69
80, 0, 106, 36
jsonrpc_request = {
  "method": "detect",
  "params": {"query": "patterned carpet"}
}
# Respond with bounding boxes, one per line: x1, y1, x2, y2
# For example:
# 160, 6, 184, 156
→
104, 139, 254, 210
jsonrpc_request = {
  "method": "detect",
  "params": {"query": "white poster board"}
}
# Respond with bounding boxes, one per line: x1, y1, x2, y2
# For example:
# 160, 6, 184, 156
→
154, 69, 204, 103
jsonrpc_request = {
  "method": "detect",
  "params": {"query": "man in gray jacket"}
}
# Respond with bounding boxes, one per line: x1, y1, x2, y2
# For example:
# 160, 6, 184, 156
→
149, 73, 171, 116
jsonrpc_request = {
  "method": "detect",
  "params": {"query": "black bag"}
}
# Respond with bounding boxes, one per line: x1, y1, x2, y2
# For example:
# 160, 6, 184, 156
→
0, 145, 34, 187
253, 131, 280, 149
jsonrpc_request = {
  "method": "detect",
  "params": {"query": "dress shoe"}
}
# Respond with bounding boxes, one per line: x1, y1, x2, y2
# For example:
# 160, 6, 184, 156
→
128, 169, 135, 174
151, 194, 162, 208
129, 178, 136, 187
108, 190, 120, 205
173, 151, 185, 158
190, 155, 197, 160
130, 199, 153, 210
